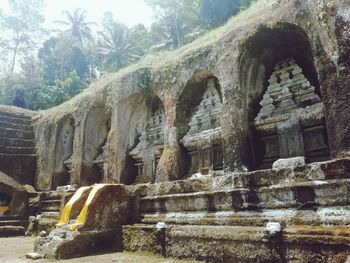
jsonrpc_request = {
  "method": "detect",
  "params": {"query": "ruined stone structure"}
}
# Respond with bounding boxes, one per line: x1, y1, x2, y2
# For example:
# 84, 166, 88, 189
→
130, 106, 166, 183
182, 77, 223, 175
1, 0, 350, 262
253, 58, 329, 168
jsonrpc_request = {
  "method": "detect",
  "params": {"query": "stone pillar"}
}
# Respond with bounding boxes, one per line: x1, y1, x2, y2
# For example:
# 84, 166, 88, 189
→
155, 127, 182, 182
317, 11, 350, 157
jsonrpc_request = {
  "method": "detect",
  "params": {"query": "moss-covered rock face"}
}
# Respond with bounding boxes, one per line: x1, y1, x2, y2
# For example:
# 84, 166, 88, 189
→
30, 0, 350, 190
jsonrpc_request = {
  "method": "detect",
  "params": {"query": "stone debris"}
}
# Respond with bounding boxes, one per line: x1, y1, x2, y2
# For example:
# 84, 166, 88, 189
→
25, 252, 43, 260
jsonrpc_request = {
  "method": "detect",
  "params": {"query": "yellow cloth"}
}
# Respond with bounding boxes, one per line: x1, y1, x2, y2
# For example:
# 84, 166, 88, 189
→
69, 184, 106, 231
0, 206, 9, 213
56, 186, 91, 227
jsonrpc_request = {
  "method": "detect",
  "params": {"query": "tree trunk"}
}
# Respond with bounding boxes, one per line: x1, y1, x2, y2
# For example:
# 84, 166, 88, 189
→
10, 42, 19, 72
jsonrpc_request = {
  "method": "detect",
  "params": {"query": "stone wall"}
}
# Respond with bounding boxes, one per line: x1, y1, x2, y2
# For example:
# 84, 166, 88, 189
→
32, 0, 350, 190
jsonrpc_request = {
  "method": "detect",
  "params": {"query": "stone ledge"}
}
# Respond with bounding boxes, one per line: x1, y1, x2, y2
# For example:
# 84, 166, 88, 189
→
0, 226, 25, 237
123, 224, 350, 262
141, 206, 350, 226
140, 179, 350, 213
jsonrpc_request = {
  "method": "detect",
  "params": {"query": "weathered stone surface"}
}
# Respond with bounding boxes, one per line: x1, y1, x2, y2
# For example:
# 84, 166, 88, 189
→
1, 0, 350, 262
155, 145, 182, 182
30, 0, 350, 190
272, 157, 306, 170
34, 184, 130, 259
35, 228, 122, 259
77, 184, 130, 231
123, 224, 350, 263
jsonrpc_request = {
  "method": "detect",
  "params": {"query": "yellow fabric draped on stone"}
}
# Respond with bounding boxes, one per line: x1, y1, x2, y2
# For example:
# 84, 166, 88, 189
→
0, 206, 9, 214
56, 186, 91, 227
69, 184, 106, 231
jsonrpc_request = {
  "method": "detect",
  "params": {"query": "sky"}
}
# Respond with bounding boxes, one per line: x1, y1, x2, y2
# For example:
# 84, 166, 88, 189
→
1, 0, 154, 28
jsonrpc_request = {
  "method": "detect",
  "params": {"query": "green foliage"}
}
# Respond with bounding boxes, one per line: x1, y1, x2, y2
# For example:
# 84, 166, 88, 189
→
0, 0, 252, 110
96, 12, 151, 72
45, 71, 88, 108
199, 0, 251, 27
145, 0, 203, 49
138, 69, 152, 94
0, 0, 45, 72
38, 34, 89, 84
0, 68, 87, 110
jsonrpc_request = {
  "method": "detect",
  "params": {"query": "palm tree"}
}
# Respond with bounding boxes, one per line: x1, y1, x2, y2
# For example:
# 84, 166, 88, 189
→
55, 8, 96, 44
97, 14, 141, 71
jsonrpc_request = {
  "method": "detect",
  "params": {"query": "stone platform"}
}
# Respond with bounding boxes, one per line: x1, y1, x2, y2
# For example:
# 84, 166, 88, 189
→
122, 158, 350, 262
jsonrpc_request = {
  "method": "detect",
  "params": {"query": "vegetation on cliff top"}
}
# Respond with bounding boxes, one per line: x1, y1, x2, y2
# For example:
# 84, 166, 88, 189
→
0, 0, 251, 110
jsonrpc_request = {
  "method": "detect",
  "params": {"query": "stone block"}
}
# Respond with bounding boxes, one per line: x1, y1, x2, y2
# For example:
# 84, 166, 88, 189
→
272, 157, 305, 170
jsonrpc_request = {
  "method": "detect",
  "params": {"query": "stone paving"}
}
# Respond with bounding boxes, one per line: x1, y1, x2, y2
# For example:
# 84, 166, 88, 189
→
0, 237, 200, 263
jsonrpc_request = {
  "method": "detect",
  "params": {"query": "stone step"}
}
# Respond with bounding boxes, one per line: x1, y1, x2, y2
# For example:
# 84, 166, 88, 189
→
140, 179, 350, 214
0, 153, 36, 159
41, 191, 62, 200
0, 120, 33, 131
0, 137, 35, 147
42, 206, 61, 212
212, 158, 350, 191
0, 114, 32, 125
0, 219, 27, 227
0, 145, 35, 154
0, 215, 21, 220
41, 198, 62, 213
38, 213, 60, 233
0, 226, 25, 237
141, 205, 350, 227
42, 200, 61, 206
40, 211, 60, 220
0, 110, 32, 120
0, 127, 34, 140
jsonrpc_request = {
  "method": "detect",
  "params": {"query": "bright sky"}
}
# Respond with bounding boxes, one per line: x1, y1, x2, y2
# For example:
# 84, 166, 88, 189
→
1, 0, 154, 28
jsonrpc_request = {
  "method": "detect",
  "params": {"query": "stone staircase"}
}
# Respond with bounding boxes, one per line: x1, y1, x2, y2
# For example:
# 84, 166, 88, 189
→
0, 215, 27, 237
0, 107, 36, 236
0, 107, 36, 186
123, 158, 350, 262
38, 191, 63, 233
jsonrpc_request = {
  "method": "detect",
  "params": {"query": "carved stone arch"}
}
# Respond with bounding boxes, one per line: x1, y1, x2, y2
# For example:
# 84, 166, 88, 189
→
81, 106, 111, 185
51, 115, 75, 189
115, 92, 165, 184
175, 69, 223, 177
238, 22, 329, 170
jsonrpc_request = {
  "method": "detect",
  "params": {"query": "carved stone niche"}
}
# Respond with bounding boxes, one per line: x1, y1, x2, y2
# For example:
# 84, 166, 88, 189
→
93, 144, 108, 182
130, 108, 166, 183
63, 156, 73, 183
182, 78, 223, 175
253, 58, 330, 169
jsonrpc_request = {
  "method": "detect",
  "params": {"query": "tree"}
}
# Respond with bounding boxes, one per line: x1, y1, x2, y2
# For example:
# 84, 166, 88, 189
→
54, 8, 96, 44
0, 0, 45, 72
145, 0, 202, 49
96, 12, 143, 71
38, 33, 89, 84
